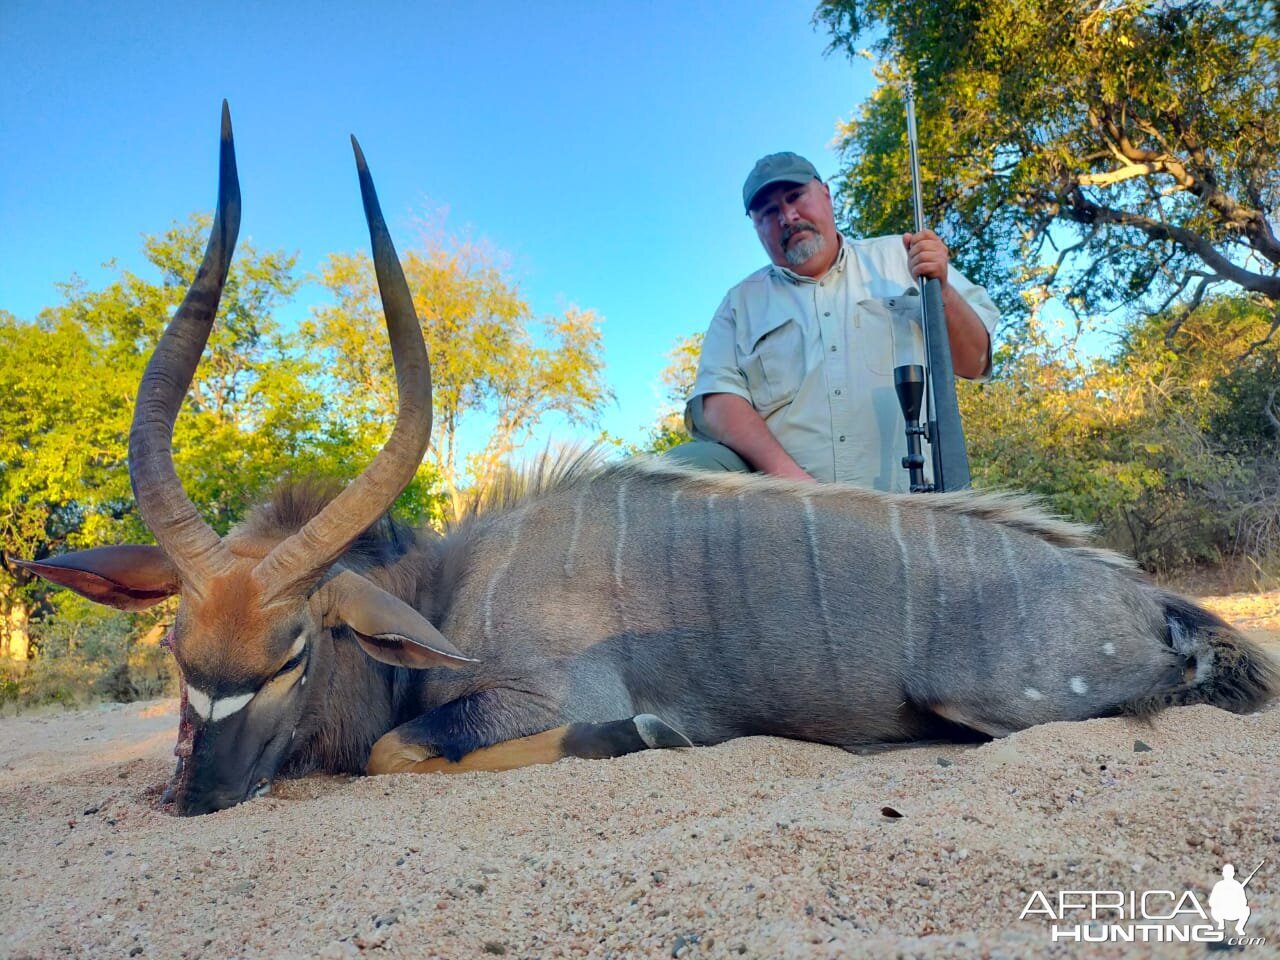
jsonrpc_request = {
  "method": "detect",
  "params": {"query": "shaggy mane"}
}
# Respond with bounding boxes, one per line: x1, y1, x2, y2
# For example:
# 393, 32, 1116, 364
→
234, 447, 610, 553
445, 446, 610, 529
236, 451, 1137, 577
237, 477, 418, 568
625, 458, 1139, 573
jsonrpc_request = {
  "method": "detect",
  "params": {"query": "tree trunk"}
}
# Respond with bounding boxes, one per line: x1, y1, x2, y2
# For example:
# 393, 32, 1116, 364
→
2, 597, 30, 661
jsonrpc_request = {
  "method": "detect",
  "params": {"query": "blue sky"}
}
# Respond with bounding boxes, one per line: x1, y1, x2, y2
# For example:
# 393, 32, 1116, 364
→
1, 1, 875, 451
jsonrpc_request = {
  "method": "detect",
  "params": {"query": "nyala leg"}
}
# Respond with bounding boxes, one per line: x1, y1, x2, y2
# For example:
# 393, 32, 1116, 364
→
367, 689, 692, 775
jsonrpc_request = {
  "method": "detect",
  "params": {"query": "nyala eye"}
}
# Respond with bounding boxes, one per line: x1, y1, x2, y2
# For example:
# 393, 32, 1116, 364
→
274, 647, 307, 679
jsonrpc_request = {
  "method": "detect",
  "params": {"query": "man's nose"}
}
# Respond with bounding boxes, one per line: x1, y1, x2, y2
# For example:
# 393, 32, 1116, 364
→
778, 202, 802, 225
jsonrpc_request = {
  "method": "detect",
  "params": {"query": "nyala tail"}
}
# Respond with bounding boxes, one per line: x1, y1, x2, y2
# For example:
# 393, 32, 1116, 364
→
1125, 594, 1279, 718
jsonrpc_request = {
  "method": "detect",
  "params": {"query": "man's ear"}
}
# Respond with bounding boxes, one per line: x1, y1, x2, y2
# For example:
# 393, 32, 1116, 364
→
10, 546, 180, 611
314, 569, 478, 670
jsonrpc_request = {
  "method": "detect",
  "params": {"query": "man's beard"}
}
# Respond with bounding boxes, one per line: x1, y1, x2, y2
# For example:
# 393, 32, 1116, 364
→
782, 224, 824, 267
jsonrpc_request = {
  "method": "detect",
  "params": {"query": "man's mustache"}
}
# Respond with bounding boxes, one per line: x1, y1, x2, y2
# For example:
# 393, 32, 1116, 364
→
781, 222, 820, 245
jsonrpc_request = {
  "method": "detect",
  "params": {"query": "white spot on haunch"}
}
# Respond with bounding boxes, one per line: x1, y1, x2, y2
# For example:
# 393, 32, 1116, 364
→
1023, 687, 1044, 700
1070, 676, 1089, 695
1102, 642, 1116, 656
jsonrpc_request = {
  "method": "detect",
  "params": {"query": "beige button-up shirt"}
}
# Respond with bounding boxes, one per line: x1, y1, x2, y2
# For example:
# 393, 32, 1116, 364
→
685, 234, 1000, 491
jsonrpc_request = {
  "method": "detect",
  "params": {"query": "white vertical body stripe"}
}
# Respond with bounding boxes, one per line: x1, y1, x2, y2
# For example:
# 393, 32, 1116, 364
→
997, 528, 1028, 625
961, 516, 983, 610
614, 478, 630, 594
565, 486, 587, 578
924, 507, 944, 606
801, 496, 833, 644
483, 511, 524, 639
887, 503, 912, 665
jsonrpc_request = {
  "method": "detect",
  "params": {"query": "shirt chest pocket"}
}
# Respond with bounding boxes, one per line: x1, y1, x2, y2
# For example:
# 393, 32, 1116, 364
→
855, 294, 925, 376
738, 317, 805, 414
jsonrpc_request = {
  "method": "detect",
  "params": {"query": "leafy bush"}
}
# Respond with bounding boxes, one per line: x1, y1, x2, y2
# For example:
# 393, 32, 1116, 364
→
963, 300, 1279, 585
2, 592, 178, 713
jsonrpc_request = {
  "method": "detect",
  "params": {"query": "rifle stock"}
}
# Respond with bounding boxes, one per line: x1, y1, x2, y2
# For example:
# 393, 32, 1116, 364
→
921, 274, 970, 491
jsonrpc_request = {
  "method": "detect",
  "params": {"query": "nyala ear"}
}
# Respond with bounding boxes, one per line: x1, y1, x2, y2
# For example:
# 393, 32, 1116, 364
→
315, 569, 478, 670
10, 546, 180, 611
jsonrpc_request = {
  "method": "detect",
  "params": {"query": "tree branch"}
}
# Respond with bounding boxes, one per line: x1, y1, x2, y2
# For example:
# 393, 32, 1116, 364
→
1246, 306, 1280, 355
1260, 389, 1280, 444
1150, 268, 1207, 319
1081, 100, 1280, 266
1163, 275, 1214, 349
1057, 190, 1280, 298
1078, 162, 1162, 188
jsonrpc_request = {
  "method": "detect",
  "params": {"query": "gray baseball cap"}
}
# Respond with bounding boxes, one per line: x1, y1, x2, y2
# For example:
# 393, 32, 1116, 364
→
742, 152, 820, 213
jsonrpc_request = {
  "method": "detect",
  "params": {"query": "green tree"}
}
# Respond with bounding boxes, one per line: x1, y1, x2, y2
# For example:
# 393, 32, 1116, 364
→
0, 309, 137, 660
640, 333, 703, 454
0, 216, 345, 662
816, 0, 1280, 339
961, 299, 1279, 576
31, 215, 349, 532
307, 227, 612, 520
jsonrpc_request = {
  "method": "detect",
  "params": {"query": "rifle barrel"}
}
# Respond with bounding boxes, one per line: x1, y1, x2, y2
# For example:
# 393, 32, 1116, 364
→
1241, 858, 1266, 887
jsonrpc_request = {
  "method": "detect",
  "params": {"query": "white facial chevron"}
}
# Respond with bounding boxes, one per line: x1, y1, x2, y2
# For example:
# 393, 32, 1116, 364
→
184, 634, 305, 723
186, 685, 254, 723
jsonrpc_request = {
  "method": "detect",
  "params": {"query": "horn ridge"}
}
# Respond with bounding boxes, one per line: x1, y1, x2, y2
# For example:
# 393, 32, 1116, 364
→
253, 137, 433, 600
127, 101, 240, 586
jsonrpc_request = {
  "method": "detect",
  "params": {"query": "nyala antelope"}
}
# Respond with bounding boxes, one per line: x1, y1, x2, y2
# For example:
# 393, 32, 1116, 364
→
16, 105, 1277, 815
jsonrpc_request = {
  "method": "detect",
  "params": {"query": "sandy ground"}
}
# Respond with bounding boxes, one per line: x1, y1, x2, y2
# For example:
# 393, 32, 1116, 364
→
1, 593, 1277, 959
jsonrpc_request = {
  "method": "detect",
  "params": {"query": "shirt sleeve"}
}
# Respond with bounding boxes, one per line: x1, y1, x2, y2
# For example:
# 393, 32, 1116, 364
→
683, 295, 753, 439
948, 268, 1000, 382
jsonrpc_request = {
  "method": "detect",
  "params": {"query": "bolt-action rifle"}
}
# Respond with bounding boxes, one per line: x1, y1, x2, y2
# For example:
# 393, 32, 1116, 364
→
895, 81, 971, 493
